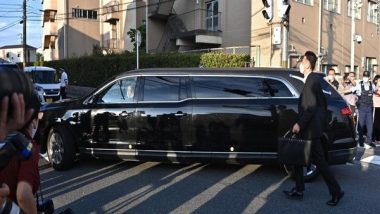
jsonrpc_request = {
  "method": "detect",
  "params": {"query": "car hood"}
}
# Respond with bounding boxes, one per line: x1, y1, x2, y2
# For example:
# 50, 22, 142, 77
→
40, 98, 83, 112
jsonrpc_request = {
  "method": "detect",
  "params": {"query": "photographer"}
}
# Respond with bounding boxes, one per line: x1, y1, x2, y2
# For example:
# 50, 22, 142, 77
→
0, 93, 40, 214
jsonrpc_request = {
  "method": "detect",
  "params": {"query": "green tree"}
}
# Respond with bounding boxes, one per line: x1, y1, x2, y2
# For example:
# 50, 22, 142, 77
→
127, 24, 146, 52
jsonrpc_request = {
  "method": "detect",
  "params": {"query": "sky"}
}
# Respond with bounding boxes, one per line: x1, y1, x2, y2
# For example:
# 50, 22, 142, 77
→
0, 0, 42, 49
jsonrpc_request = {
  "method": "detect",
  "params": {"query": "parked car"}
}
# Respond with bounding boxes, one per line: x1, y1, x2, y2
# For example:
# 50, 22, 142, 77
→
36, 68, 357, 181
24, 66, 61, 103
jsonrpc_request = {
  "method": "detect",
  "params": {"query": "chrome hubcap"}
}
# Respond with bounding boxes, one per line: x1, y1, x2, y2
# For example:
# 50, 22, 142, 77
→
48, 132, 64, 165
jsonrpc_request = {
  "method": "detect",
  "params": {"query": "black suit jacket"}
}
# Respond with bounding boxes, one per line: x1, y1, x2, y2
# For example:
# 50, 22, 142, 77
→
298, 72, 327, 140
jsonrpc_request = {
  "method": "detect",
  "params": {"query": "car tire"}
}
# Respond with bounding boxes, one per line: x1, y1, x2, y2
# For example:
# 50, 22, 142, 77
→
284, 164, 319, 182
47, 126, 76, 170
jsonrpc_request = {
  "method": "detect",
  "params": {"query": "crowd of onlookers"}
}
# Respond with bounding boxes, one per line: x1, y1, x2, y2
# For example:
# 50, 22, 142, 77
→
325, 68, 380, 148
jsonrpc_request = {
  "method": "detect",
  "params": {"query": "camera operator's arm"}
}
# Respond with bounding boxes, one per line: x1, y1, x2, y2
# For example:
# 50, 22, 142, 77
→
16, 181, 37, 214
0, 93, 34, 141
0, 183, 10, 207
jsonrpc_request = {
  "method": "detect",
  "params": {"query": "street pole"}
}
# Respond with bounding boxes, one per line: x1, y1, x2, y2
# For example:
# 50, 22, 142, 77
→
281, 25, 288, 68
350, 0, 356, 76
22, 0, 27, 68
317, 0, 323, 72
136, 30, 140, 69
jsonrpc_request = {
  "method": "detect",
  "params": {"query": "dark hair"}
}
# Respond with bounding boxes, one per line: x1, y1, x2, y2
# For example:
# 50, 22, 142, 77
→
304, 51, 317, 71
343, 73, 350, 81
0, 66, 35, 117
20, 92, 40, 131
374, 75, 380, 84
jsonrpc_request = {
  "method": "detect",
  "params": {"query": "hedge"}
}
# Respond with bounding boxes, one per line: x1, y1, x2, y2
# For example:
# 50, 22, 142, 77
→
42, 52, 250, 87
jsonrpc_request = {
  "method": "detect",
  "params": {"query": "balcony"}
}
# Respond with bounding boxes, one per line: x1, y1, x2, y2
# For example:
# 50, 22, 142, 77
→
43, 35, 57, 50
42, 10, 57, 23
42, 21, 57, 36
42, 0, 57, 10
104, 38, 120, 50
148, 0, 174, 20
103, 1, 120, 24
169, 9, 222, 44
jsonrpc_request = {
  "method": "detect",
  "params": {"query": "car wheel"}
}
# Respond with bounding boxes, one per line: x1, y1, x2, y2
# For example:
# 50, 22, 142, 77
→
47, 126, 76, 170
284, 164, 319, 182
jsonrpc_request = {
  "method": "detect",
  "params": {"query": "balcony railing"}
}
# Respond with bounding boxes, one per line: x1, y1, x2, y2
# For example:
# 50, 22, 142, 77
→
104, 38, 119, 49
103, 1, 120, 23
169, 9, 222, 38
148, 0, 174, 20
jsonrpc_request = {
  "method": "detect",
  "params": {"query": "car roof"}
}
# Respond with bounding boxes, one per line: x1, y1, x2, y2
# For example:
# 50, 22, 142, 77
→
116, 67, 305, 79
24, 66, 56, 72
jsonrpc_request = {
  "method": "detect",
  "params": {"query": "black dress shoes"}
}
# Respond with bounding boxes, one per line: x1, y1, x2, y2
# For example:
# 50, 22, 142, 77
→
283, 188, 303, 200
326, 191, 344, 206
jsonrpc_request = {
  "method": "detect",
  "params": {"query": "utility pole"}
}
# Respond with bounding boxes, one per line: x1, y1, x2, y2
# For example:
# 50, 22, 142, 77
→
22, 0, 27, 68
350, 0, 356, 76
317, 0, 323, 72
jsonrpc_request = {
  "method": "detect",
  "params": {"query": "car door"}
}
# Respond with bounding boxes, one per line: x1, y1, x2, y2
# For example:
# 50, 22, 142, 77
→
189, 75, 297, 162
83, 76, 138, 159
135, 76, 192, 162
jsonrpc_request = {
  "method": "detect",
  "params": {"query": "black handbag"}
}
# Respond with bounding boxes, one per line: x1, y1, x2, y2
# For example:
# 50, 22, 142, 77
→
278, 130, 312, 166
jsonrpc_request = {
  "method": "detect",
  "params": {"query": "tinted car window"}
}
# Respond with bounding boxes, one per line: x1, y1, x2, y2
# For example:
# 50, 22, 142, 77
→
142, 76, 186, 101
318, 75, 342, 99
263, 78, 293, 97
97, 77, 137, 103
192, 76, 293, 98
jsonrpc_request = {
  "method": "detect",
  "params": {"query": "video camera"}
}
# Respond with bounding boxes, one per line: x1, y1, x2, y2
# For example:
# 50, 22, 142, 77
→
0, 132, 33, 170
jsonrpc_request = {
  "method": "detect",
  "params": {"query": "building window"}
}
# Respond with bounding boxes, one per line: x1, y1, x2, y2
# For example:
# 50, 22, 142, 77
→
295, 0, 314, 6
367, 1, 378, 23
365, 57, 377, 72
206, 0, 219, 31
347, 0, 361, 19
322, 64, 339, 75
324, 0, 340, 13
345, 65, 359, 73
72, 8, 98, 19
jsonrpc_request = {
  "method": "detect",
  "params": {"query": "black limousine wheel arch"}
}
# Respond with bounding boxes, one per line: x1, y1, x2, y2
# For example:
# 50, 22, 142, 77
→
47, 125, 76, 170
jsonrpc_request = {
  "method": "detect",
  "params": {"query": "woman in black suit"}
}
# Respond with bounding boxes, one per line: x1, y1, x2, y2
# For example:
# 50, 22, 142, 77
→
283, 51, 344, 206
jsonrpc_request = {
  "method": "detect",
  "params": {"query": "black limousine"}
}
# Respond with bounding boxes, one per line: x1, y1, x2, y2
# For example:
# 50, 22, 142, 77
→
37, 68, 357, 181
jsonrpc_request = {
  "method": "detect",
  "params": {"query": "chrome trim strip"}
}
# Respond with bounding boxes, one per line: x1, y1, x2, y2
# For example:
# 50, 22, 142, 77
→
88, 74, 300, 104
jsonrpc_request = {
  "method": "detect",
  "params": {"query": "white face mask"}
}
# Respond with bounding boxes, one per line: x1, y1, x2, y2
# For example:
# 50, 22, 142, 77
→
328, 75, 334, 81
299, 63, 304, 74
363, 77, 369, 83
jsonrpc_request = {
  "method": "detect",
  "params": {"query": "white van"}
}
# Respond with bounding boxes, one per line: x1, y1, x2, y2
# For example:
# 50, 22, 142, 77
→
24, 66, 61, 103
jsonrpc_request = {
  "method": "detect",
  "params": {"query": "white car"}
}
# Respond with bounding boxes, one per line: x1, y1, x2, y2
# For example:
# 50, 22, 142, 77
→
24, 66, 61, 103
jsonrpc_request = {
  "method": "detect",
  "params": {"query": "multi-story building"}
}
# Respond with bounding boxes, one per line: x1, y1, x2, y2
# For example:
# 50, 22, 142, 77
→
146, 0, 252, 54
252, 0, 380, 77
42, 0, 380, 78
41, 0, 146, 61
0, 44, 37, 63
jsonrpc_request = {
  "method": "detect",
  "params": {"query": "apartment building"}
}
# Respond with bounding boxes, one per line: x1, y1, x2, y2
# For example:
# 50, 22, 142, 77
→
41, 0, 145, 61
252, 0, 380, 77
147, 0, 252, 54
0, 44, 37, 63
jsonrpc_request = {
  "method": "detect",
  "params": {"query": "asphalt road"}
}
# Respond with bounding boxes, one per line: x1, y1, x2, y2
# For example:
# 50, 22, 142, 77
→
39, 147, 380, 214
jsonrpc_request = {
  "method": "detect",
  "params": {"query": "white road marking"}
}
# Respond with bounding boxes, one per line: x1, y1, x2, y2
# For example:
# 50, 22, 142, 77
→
361, 155, 380, 166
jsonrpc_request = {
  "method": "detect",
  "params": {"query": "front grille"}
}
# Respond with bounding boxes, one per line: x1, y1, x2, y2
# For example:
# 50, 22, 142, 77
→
44, 89, 60, 95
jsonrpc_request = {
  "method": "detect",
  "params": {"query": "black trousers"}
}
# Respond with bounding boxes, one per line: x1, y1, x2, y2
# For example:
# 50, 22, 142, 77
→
374, 107, 380, 141
294, 138, 341, 195
60, 87, 67, 99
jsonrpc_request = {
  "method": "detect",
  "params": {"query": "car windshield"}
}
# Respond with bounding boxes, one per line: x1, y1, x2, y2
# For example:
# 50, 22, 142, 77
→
32, 70, 60, 84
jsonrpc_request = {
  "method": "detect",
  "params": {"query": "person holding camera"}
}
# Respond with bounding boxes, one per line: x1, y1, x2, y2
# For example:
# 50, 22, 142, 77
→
0, 93, 40, 214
